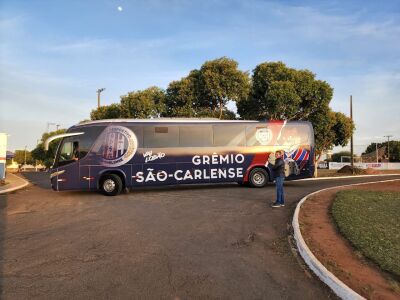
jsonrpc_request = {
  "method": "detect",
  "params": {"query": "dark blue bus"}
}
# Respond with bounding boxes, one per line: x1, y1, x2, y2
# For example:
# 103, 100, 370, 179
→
45, 119, 315, 196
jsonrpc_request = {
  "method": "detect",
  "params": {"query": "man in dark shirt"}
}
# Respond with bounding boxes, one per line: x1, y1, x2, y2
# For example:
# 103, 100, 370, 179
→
270, 150, 285, 208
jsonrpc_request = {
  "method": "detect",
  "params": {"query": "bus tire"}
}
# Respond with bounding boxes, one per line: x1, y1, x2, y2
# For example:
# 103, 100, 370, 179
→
249, 168, 268, 188
100, 174, 123, 196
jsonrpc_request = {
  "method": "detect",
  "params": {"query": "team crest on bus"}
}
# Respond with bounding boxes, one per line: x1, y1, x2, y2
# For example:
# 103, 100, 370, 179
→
255, 128, 272, 145
101, 126, 137, 167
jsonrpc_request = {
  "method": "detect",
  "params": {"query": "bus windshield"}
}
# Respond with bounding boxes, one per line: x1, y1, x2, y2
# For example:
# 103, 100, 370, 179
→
55, 126, 106, 167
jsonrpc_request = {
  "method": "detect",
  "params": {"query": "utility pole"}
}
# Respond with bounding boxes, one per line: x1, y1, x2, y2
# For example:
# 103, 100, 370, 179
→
384, 135, 393, 163
24, 145, 27, 165
350, 95, 354, 174
97, 88, 106, 108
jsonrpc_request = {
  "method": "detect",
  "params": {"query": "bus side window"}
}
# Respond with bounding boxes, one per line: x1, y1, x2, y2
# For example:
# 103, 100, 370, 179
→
213, 125, 246, 147
179, 125, 212, 147
143, 126, 179, 148
128, 126, 143, 148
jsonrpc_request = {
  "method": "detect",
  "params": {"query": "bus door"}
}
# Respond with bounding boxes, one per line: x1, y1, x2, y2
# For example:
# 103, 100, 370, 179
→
55, 139, 81, 190
79, 164, 92, 190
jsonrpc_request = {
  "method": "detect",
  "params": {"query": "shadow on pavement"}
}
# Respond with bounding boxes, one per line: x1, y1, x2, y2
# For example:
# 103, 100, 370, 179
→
20, 172, 51, 190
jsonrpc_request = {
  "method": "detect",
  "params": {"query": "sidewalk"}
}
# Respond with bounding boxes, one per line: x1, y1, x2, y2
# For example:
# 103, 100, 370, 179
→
0, 172, 30, 194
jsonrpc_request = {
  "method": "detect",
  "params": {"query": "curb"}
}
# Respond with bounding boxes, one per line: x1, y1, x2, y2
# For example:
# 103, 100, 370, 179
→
292, 178, 400, 300
298, 173, 400, 181
0, 173, 30, 195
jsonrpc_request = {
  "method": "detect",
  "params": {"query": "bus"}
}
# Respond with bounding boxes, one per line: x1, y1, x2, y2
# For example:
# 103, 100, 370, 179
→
45, 119, 315, 196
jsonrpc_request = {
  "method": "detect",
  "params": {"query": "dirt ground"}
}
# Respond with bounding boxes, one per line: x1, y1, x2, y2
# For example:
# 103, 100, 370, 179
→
299, 179, 400, 300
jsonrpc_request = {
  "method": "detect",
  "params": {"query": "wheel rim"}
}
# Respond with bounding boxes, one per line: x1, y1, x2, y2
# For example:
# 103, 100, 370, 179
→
253, 172, 265, 185
103, 179, 116, 193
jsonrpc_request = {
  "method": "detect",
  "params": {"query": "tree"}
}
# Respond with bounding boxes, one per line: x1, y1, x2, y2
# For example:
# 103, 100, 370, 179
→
364, 140, 400, 162
90, 104, 122, 120
120, 86, 166, 119
14, 150, 33, 165
199, 57, 250, 119
164, 71, 201, 118
31, 129, 67, 168
237, 61, 354, 158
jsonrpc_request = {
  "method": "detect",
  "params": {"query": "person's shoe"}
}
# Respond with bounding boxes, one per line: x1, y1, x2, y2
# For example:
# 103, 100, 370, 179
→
271, 202, 281, 208
280, 203, 285, 207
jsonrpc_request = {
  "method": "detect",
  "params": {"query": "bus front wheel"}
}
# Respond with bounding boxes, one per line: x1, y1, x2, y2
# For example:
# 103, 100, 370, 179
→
100, 174, 123, 196
249, 168, 268, 188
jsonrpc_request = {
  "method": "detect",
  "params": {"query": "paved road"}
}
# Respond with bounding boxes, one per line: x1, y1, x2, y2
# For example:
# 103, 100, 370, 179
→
1, 173, 399, 299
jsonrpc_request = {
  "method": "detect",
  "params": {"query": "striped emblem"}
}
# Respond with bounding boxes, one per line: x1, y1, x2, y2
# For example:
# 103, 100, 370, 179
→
101, 126, 137, 167
284, 148, 310, 170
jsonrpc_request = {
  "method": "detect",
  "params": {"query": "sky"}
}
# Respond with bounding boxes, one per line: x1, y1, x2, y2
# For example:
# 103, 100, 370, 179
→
0, 0, 399, 154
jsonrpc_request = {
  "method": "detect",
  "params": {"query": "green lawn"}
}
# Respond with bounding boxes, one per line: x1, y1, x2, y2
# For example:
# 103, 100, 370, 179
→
332, 190, 400, 278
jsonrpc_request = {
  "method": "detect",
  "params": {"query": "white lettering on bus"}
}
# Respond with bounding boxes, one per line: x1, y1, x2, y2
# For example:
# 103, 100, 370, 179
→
236, 154, 245, 164
136, 171, 144, 182
157, 171, 168, 181
194, 169, 202, 179
192, 155, 201, 165
191, 153, 245, 165
183, 170, 193, 180
218, 168, 227, 178
175, 170, 183, 181
134, 167, 244, 183
145, 169, 156, 182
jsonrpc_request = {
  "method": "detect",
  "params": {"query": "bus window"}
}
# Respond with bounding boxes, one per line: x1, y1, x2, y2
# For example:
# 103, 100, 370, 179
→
128, 126, 143, 147
144, 126, 179, 148
57, 137, 78, 166
75, 126, 106, 158
277, 124, 312, 151
213, 125, 246, 147
246, 125, 275, 146
179, 125, 212, 147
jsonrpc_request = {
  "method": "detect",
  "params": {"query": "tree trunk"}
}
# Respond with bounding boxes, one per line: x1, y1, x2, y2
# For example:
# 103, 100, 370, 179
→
219, 101, 223, 119
314, 153, 321, 177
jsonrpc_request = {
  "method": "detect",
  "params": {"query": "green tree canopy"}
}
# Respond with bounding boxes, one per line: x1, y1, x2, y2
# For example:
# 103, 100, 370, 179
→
120, 86, 166, 118
164, 70, 201, 118
31, 129, 67, 167
237, 61, 354, 157
14, 150, 33, 165
91, 103, 122, 120
199, 57, 250, 119
363, 141, 400, 162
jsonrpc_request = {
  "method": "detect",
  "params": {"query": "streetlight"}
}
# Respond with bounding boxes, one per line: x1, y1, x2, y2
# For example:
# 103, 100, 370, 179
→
384, 135, 393, 162
97, 88, 106, 108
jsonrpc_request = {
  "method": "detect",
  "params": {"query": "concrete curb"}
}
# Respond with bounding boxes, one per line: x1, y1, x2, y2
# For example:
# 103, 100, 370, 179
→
292, 178, 400, 300
298, 173, 400, 181
0, 173, 30, 194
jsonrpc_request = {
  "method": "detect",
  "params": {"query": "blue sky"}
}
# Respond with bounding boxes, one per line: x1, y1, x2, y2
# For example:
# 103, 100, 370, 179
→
1, 0, 399, 153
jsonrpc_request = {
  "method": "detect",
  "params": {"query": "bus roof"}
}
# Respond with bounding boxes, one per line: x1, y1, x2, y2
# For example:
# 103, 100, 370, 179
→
76, 118, 312, 127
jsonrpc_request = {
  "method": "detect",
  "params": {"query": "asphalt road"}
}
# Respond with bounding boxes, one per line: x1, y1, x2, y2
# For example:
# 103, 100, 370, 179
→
1, 173, 399, 299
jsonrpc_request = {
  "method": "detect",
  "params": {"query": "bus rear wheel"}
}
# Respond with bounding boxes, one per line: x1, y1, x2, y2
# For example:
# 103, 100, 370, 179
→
249, 168, 268, 188
100, 174, 123, 196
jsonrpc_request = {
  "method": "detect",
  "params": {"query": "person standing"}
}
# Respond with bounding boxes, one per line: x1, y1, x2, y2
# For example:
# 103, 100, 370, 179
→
270, 150, 285, 208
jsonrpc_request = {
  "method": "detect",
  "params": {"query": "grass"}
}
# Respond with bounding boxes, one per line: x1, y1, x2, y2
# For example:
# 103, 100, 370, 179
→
332, 190, 400, 278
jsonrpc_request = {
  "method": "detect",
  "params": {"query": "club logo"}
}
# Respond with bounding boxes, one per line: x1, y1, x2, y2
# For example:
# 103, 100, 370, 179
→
255, 128, 272, 145
101, 126, 137, 167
